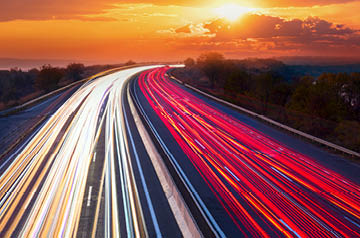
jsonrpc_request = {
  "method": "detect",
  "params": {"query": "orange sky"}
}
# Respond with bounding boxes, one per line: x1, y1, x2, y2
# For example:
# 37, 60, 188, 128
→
0, 0, 359, 64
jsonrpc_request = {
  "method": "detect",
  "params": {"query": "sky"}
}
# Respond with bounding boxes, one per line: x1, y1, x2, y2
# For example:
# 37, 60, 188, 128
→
0, 0, 359, 64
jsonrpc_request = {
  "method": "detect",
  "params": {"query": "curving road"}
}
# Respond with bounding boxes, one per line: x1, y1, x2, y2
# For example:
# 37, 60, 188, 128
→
131, 66, 360, 237
1, 65, 360, 237
0, 66, 181, 238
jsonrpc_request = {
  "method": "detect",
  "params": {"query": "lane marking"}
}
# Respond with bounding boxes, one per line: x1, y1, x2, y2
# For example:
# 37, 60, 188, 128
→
92, 154, 107, 238
344, 216, 360, 229
194, 139, 205, 150
279, 219, 301, 238
128, 88, 202, 238
123, 92, 161, 238
224, 166, 240, 182
93, 152, 97, 163
87, 186, 93, 207
271, 167, 293, 182
133, 81, 226, 237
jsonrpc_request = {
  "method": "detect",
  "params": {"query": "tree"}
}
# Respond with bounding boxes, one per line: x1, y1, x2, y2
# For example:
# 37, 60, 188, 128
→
287, 74, 349, 121
224, 69, 249, 96
184, 58, 195, 68
286, 76, 314, 112
334, 120, 360, 151
36, 65, 64, 92
341, 73, 360, 117
197, 52, 225, 88
125, 60, 136, 66
254, 72, 282, 113
66, 63, 85, 81
270, 82, 293, 106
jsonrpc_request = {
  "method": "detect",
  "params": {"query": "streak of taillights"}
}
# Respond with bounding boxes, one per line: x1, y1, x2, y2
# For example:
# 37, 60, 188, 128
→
139, 67, 360, 237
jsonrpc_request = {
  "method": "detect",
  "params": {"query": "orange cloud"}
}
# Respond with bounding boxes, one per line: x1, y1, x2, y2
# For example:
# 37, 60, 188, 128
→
1, 0, 359, 22
171, 14, 360, 57
0, 1, 359, 62
0, 0, 120, 21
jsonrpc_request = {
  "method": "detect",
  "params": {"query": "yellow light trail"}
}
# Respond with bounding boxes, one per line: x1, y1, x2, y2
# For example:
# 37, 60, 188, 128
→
0, 65, 161, 237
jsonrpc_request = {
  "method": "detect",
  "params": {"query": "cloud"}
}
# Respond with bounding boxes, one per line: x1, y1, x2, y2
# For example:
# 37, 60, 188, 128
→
249, 0, 357, 7
1, 0, 359, 22
112, 0, 358, 7
0, 0, 120, 21
175, 24, 192, 34
171, 14, 360, 56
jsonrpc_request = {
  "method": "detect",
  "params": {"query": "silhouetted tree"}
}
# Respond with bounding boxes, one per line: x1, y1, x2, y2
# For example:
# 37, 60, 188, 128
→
254, 72, 282, 113
335, 120, 360, 151
341, 73, 360, 117
224, 69, 249, 96
125, 60, 136, 66
270, 82, 293, 106
286, 76, 314, 112
36, 65, 64, 92
184, 58, 195, 68
66, 63, 85, 81
197, 52, 225, 88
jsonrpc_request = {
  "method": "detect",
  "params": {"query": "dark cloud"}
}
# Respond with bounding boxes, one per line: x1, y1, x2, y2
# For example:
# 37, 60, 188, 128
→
173, 14, 360, 56
203, 15, 357, 39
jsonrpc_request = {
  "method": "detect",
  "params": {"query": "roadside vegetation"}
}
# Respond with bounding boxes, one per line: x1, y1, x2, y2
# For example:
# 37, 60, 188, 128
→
173, 53, 360, 152
0, 62, 135, 112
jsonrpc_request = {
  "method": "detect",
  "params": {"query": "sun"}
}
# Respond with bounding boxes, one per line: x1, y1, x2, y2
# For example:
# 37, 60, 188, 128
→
214, 4, 253, 22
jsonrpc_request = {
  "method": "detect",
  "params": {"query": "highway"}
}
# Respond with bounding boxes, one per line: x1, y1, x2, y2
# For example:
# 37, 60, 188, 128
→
0, 66, 182, 238
0, 84, 80, 158
131, 66, 360, 237
1, 64, 360, 237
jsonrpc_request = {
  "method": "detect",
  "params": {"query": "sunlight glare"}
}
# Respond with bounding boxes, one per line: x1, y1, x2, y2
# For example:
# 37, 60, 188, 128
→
214, 4, 253, 22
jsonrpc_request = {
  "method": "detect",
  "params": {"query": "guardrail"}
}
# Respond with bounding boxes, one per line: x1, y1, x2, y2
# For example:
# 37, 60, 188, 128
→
0, 78, 87, 117
0, 65, 148, 163
169, 75, 360, 158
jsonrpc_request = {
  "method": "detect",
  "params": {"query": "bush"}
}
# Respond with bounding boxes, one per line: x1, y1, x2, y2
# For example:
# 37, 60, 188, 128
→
184, 58, 195, 68
334, 121, 360, 151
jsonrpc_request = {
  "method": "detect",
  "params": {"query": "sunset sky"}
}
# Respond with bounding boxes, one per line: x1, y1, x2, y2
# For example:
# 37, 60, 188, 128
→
0, 0, 360, 64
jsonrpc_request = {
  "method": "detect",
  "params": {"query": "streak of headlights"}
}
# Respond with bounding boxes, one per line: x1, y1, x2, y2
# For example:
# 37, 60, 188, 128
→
0, 65, 161, 237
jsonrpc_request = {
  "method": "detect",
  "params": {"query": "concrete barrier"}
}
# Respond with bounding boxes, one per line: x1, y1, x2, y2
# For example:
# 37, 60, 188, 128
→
170, 76, 360, 158
127, 86, 202, 238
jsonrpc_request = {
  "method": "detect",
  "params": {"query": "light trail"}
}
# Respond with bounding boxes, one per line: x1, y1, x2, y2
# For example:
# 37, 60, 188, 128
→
0, 65, 161, 237
138, 66, 360, 237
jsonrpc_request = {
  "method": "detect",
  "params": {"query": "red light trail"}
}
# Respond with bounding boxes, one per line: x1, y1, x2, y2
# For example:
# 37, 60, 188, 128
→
138, 67, 360, 237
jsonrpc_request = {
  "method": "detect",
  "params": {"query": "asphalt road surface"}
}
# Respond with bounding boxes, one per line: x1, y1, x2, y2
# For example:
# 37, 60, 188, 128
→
0, 66, 181, 238
1, 65, 360, 238
0, 85, 80, 157
131, 66, 360, 237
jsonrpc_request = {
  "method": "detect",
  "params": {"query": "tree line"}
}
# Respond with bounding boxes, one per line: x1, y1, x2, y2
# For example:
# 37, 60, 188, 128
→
0, 61, 138, 111
175, 53, 360, 152
0, 63, 86, 110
